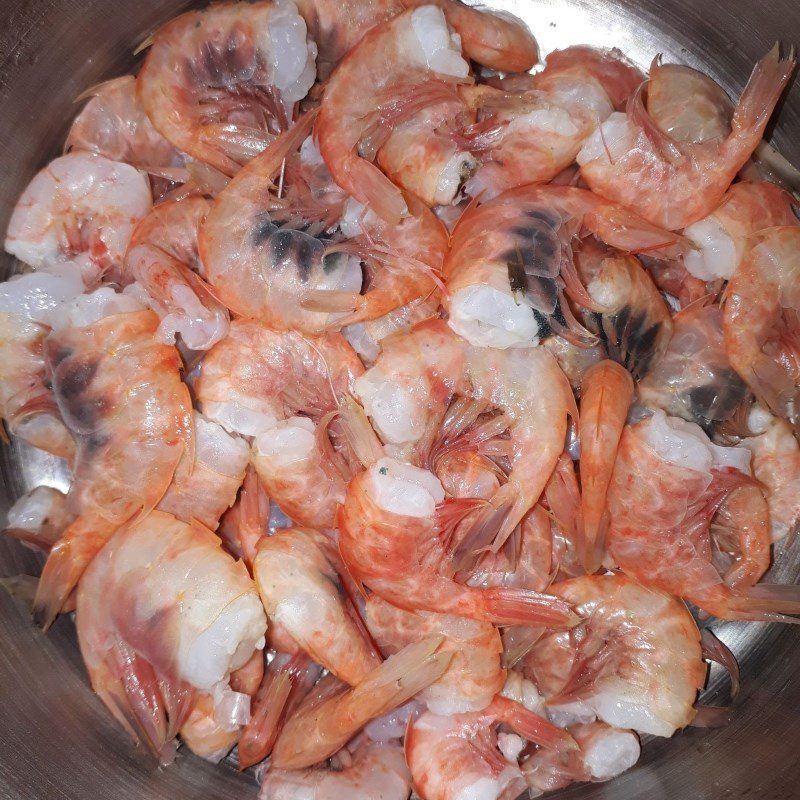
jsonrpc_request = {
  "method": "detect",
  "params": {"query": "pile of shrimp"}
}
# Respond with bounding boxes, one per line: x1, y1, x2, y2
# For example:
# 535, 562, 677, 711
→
3, 0, 800, 797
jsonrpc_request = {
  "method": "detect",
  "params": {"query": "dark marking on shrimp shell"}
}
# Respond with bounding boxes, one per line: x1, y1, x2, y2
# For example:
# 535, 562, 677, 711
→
594, 305, 665, 380
57, 359, 99, 401
684, 371, 748, 426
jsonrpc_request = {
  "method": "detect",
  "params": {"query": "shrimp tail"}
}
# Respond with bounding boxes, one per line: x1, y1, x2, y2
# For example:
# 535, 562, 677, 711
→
341, 154, 409, 225
491, 695, 578, 752
238, 466, 269, 572
585, 205, 690, 259
32, 514, 117, 630
720, 583, 800, 623
480, 586, 579, 628
338, 395, 385, 470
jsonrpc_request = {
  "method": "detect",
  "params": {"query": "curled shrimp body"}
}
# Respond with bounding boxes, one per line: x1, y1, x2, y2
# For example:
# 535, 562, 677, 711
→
76, 510, 266, 763
123, 197, 229, 350
365, 593, 505, 714
682, 181, 798, 281
526, 573, 705, 737
196, 319, 363, 529
137, 1, 317, 176
33, 302, 193, 629
5, 152, 152, 285
443, 185, 684, 349
605, 409, 800, 621
739, 405, 800, 542
339, 457, 577, 629
66, 76, 182, 171
723, 226, 800, 420
577, 47, 796, 229
639, 304, 749, 429
405, 696, 576, 800
261, 738, 411, 800
253, 527, 381, 685
354, 319, 576, 558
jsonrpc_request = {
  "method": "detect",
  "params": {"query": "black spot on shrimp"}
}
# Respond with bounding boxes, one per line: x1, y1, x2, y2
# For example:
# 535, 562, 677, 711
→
684, 371, 749, 427
57, 359, 99, 401
252, 213, 278, 248
596, 306, 666, 381
270, 228, 325, 283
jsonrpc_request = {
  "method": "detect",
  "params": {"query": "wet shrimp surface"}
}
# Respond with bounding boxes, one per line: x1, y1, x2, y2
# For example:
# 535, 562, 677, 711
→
2, 2, 800, 799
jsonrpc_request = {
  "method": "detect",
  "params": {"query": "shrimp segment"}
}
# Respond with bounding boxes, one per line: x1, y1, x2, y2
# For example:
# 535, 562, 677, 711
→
76, 511, 266, 763
579, 361, 634, 573
577, 46, 796, 229
33, 306, 193, 629
137, 1, 316, 176
253, 527, 381, 684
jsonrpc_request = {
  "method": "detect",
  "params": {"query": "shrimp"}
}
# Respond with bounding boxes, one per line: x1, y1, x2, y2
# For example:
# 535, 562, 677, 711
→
638, 304, 749, 429
339, 457, 577, 628
405, 696, 576, 800
605, 409, 800, 621
682, 181, 798, 281
3, 486, 71, 553
217, 466, 272, 569
271, 636, 451, 769
579, 361, 634, 573
443, 185, 685, 349
575, 242, 673, 379
525, 573, 705, 736
75, 510, 266, 763
542, 336, 605, 390
261, 738, 411, 800
723, 226, 800, 420
137, 1, 316, 177
253, 527, 381, 684
353, 319, 577, 561
365, 593, 505, 714
4, 151, 152, 285
199, 116, 446, 334
33, 299, 193, 629
739, 404, 800, 541
157, 411, 249, 531
66, 76, 182, 171
577, 46, 796, 229
195, 319, 363, 529
522, 721, 641, 796
123, 197, 229, 350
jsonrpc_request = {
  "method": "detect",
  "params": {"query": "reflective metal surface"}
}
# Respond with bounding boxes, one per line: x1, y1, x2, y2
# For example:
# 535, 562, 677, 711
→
1, 0, 799, 797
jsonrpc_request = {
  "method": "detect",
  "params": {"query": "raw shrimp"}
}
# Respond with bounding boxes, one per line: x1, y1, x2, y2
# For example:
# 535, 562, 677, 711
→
638, 304, 749, 429
76, 510, 266, 763
365, 593, 505, 714
5, 151, 152, 285
339, 457, 577, 628
123, 197, 229, 350
33, 300, 193, 629
3, 486, 71, 552
575, 243, 673, 379
253, 527, 381, 684
271, 636, 451, 769
522, 721, 641, 796
199, 117, 446, 334
405, 696, 576, 800
723, 226, 800, 420
526, 573, 705, 736
216, 466, 272, 569
682, 181, 798, 281
443, 185, 685, 349
353, 319, 576, 560
157, 411, 249, 531
435, 449, 501, 501
195, 319, 363, 528
577, 47, 796, 229
260, 738, 411, 800
137, 0, 316, 176
739, 404, 800, 541
66, 75, 182, 171
605, 409, 800, 620
579, 361, 634, 573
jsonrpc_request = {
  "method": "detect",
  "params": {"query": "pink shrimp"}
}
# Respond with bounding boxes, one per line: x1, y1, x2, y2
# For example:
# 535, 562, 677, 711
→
33, 303, 193, 629
443, 184, 685, 349
405, 695, 576, 800
75, 511, 266, 763
3, 486, 72, 553
579, 361, 634, 573
723, 226, 800, 421
605, 409, 800, 621
253, 527, 381, 685
137, 1, 316, 176
195, 319, 363, 529
577, 46, 796, 229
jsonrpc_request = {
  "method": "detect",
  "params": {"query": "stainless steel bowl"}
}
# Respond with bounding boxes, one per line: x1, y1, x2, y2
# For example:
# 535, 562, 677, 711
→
1, 1, 799, 797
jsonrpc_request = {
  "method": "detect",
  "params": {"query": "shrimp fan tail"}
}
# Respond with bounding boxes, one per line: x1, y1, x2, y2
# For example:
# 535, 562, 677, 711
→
492, 695, 578, 752
480, 587, 578, 629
